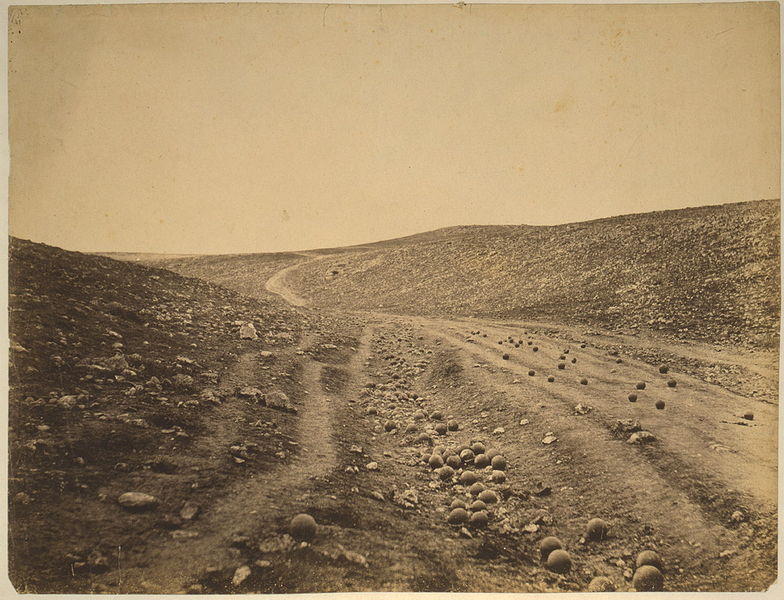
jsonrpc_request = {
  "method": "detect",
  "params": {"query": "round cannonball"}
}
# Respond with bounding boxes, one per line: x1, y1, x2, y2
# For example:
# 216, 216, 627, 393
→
655, 399, 665, 410
459, 470, 478, 485
460, 449, 476, 463
434, 423, 448, 435
447, 420, 460, 431
478, 489, 498, 504
580, 378, 588, 385
539, 536, 562, 560
636, 382, 646, 390
491, 455, 507, 471
659, 365, 669, 374
469, 510, 489, 528
633, 565, 664, 591
450, 498, 467, 510
437, 465, 455, 480
628, 393, 638, 402
528, 370, 536, 376
546, 549, 572, 574
474, 453, 490, 468
428, 454, 444, 469
469, 482, 486, 496
469, 499, 487, 512
585, 518, 609, 541
636, 550, 664, 572
547, 376, 555, 382
447, 507, 469, 525
446, 454, 462, 469
667, 379, 677, 388
290, 513, 317, 541
491, 469, 507, 483
471, 441, 487, 455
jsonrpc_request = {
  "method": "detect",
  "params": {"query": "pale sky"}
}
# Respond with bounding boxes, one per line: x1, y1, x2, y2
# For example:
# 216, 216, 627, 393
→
8, 2, 781, 254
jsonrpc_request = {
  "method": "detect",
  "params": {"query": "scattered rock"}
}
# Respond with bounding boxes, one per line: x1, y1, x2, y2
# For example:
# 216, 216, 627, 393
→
117, 492, 159, 511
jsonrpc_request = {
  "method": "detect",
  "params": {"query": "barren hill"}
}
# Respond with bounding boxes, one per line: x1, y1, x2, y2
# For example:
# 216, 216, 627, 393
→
285, 200, 780, 347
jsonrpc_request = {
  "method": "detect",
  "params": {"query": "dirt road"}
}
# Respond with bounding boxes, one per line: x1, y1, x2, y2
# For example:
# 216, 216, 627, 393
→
248, 255, 778, 593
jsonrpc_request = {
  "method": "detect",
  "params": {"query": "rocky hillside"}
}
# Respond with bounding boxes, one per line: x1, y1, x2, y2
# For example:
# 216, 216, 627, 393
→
7, 238, 306, 591
287, 200, 780, 347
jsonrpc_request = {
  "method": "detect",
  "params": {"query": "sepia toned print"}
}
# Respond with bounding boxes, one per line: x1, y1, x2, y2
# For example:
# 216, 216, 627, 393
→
6, 2, 780, 594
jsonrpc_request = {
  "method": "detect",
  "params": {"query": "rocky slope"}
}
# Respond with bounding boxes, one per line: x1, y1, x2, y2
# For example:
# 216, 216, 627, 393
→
7, 238, 308, 591
286, 200, 780, 347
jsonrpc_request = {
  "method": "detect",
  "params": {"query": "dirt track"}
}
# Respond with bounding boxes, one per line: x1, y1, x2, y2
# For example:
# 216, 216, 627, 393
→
247, 255, 778, 593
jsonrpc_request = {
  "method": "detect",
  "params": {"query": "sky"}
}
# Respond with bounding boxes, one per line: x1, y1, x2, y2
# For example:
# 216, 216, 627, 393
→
8, 2, 781, 254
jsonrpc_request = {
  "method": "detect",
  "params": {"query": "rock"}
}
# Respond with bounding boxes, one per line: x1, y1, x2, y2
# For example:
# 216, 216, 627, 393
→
627, 431, 656, 444
117, 492, 159, 511
232, 565, 252, 586
588, 576, 615, 592
542, 434, 557, 445
266, 391, 297, 413
259, 351, 274, 358
172, 374, 194, 390
742, 411, 754, 421
730, 510, 746, 523
180, 501, 200, 521
366, 462, 379, 471
239, 323, 258, 340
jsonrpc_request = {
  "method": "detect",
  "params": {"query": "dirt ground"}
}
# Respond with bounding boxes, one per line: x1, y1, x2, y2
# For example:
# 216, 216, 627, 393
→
7, 240, 778, 593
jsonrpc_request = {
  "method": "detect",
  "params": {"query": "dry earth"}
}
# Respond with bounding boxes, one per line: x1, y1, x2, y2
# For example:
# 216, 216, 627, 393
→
7, 201, 780, 593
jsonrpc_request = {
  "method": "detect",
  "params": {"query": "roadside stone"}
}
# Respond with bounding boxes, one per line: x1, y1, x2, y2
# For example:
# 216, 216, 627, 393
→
117, 492, 159, 511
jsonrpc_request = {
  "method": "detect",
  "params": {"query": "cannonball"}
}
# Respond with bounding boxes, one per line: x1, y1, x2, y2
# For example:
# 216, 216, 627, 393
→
430, 411, 444, 420
558, 363, 566, 370
289, 513, 317, 541
450, 498, 467, 510
632, 565, 664, 591
460, 449, 475, 463
432, 445, 446, 456
447, 507, 469, 525
447, 420, 459, 431
547, 376, 555, 382
469, 510, 489, 528
469, 482, 486, 496
471, 441, 487, 455
434, 423, 448, 435
459, 471, 478, 485
478, 489, 498, 504
428, 454, 444, 469
414, 433, 432, 445
636, 382, 646, 390
636, 550, 664, 571
469, 499, 487, 512
438, 465, 455, 481
539, 536, 563, 560
528, 370, 536, 377
384, 420, 397, 432
491, 469, 507, 483
571, 358, 577, 364
546, 549, 572, 574
405, 424, 418, 433
585, 517, 609, 541
580, 378, 588, 385
474, 453, 490, 468
485, 448, 500, 459
490, 455, 507, 470
533, 346, 539, 352
413, 411, 426, 421
659, 365, 669, 374
502, 353, 510, 360
628, 393, 638, 402
366, 407, 378, 415
655, 399, 665, 410
666, 379, 677, 388
446, 454, 462, 469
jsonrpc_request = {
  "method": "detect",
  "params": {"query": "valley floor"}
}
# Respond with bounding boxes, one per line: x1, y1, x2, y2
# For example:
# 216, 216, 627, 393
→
8, 254, 778, 594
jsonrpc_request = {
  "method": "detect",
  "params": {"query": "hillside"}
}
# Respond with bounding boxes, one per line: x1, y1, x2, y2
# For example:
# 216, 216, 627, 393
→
285, 200, 780, 347
7, 238, 312, 591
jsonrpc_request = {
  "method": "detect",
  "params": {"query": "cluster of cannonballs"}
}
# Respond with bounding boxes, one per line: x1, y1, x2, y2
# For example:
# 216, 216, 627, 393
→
626, 364, 676, 410
539, 519, 665, 591
418, 440, 509, 530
